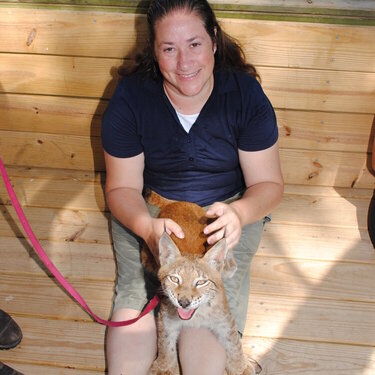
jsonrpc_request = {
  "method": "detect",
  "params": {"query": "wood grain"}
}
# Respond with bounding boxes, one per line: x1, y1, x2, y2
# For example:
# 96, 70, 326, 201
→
1, 8, 374, 71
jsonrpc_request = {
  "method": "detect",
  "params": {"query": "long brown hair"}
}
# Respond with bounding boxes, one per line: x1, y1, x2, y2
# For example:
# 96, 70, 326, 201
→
124, 0, 259, 80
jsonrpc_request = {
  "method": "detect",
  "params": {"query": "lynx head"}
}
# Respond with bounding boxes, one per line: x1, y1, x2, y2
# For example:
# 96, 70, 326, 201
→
158, 232, 236, 320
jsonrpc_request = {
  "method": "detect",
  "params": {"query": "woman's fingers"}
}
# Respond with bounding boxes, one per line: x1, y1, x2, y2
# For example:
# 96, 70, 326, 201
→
204, 202, 242, 249
163, 218, 184, 239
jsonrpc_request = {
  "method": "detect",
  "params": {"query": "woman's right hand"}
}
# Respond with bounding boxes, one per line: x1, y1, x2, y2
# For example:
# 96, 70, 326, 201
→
145, 217, 184, 262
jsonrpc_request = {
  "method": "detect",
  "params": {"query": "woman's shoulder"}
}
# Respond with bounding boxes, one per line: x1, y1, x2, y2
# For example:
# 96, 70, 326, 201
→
115, 72, 161, 97
216, 69, 261, 92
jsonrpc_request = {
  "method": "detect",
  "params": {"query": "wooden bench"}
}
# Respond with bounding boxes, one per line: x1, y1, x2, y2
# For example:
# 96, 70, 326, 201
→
1, 1, 375, 373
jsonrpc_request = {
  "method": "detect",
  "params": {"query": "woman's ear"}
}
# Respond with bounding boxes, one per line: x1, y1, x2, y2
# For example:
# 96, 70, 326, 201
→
213, 27, 217, 53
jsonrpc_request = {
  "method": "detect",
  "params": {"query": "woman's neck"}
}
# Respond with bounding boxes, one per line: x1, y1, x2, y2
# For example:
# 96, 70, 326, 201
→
163, 78, 214, 115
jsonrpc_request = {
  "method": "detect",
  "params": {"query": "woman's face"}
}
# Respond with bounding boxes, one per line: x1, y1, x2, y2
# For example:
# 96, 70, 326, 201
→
154, 9, 216, 101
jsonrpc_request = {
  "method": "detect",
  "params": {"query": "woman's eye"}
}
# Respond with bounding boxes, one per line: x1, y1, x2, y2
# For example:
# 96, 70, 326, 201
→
196, 279, 208, 287
163, 47, 174, 53
191, 42, 201, 48
168, 275, 180, 284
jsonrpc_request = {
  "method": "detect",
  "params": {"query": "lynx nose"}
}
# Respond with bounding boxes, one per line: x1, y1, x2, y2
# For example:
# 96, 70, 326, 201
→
178, 298, 191, 309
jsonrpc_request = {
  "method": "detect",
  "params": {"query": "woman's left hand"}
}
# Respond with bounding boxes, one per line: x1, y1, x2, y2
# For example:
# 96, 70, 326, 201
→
204, 202, 242, 249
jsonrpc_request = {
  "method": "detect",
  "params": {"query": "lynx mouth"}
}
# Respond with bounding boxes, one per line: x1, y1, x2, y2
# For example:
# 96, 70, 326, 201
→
177, 307, 196, 320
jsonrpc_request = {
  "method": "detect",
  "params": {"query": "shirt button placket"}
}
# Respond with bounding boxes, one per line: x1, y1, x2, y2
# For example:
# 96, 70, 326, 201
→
187, 136, 194, 162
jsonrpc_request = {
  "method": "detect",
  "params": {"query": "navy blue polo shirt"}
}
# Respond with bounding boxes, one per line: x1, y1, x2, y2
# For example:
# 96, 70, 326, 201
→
101, 69, 278, 206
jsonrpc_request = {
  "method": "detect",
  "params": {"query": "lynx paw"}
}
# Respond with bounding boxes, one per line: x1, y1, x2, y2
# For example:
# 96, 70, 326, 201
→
226, 358, 261, 375
243, 358, 262, 375
149, 359, 179, 375
241, 366, 256, 375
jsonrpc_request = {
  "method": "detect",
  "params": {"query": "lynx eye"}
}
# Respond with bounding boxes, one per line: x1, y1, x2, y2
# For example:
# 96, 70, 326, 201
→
195, 279, 208, 288
168, 275, 180, 284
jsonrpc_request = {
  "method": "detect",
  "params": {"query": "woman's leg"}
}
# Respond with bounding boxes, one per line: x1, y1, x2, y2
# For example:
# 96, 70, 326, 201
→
107, 217, 160, 374
178, 327, 226, 375
106, 309, 157, 375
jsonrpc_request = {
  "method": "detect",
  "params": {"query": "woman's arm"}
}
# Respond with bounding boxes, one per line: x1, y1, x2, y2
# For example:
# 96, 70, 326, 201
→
104, 151, 184, 258
204, 142, 284, 249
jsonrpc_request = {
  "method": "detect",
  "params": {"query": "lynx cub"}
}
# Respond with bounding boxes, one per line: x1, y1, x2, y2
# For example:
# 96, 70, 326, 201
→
144, 191, 256, 375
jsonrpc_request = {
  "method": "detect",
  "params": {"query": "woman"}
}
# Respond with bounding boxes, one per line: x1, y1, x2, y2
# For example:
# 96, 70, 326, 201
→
101, 0, 284, 373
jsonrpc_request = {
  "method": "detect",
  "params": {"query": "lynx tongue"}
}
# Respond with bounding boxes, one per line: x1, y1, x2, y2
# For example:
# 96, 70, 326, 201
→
177, 308, 196, 320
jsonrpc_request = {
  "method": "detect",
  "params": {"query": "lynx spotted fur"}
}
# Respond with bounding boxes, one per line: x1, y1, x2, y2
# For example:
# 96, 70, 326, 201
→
143, 191, 256, 375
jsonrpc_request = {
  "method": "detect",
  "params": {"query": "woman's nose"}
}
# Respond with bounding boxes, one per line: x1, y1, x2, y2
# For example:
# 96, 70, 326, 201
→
177, 49, 192, 70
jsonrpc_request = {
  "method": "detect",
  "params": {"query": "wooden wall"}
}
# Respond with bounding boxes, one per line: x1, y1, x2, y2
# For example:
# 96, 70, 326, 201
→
0, 1, 375, 190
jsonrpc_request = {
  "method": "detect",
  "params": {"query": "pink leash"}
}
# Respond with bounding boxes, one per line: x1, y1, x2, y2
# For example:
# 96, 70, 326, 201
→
0, 157, 160, 327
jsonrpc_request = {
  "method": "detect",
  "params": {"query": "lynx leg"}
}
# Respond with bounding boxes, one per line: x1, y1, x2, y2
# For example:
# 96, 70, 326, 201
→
152, 316, 180, 375
216, 324, 256, 375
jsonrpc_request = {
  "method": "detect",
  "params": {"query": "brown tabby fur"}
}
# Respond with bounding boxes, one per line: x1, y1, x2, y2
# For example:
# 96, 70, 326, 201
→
143, 191, 256, 375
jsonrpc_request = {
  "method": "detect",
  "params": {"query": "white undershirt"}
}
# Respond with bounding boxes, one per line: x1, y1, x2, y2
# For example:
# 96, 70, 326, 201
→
176, 111, 200, 133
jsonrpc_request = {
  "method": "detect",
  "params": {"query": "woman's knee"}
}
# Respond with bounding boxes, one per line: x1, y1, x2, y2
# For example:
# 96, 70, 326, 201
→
106, 309, 157, 375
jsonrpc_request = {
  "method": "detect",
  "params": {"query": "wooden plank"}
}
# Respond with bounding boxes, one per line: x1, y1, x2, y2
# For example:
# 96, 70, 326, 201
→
223, 19, 375, 72
0, 295, 374, 371
3, 0, 375, 12
1, 221, 374, 276
1, 129, 374, 188
0, 53, 121, 99
0, 238, 115, 279
276, 109, 373, 153
260, 223, 375, 263
1, 93, 372, 153
250, 256, 375, 302
0, 205, 111, 243
259, 66, 375, 114
0, 130, 104, 171
242, 337, 375, 375
2, 165, 103, 183
0, 193, 366, 237
1, 165, 373, 216
211, 0, 375, 12
1, 219, 374, 272
2, 175, 107, 211
283, 183, 373, 199
0, 185, 372, 239
273, 193, 370, 229
3, 337, 375, 375
245, 294, 375, 345
0, 316, 106, 371
0, 93, 105, 137
2, 256, 374, 325
2, 54, 375, 114
11, 363, 102, 375
0, 7, 146, 59
279, 148, 374, 189
0, 274, 113, 321
3, 166, 373, 200
1, 8, 374, 72
1, 0, 375, 24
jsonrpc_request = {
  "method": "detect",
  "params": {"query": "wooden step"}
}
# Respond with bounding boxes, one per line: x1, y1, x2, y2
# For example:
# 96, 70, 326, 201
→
1, 94, 373, 153
2, 8, 375, 72
242, 337, 375, 375
1, 53, 374, 113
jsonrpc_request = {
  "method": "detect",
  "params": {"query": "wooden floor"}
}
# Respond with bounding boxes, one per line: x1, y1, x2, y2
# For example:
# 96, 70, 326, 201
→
0, 166, 375, 374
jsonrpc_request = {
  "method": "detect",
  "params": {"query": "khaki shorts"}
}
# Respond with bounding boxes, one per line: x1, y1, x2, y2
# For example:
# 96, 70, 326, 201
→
110, 194, 268, 334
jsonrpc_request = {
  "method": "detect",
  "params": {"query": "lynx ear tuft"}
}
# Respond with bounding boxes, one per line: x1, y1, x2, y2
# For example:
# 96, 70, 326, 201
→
222, 248, 237, 279
204, 238, 227, 271
204, 239, 237, 277
159, 232, 181, 266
